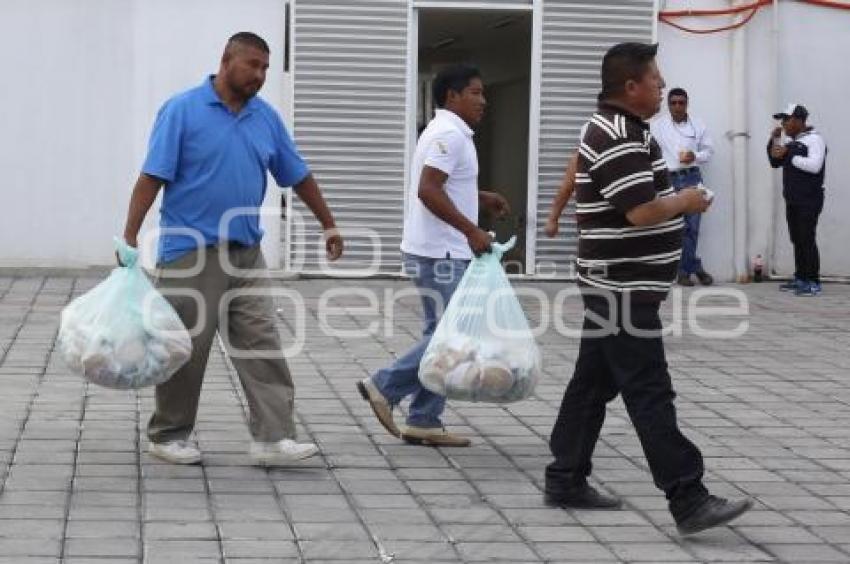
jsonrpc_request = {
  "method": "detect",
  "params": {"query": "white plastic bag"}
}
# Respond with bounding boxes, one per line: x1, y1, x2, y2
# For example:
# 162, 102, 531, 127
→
419, 236, 541, 403
58, 238, 192, 389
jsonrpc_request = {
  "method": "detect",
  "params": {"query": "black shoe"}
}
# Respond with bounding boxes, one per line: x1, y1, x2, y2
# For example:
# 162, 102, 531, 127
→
695, 269, 714, 286
544, 485, 622, 510
675, 495, 753, 536
677, 273, 695, 287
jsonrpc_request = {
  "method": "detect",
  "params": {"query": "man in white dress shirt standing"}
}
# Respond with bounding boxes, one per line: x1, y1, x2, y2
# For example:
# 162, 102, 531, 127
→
651, 87, 715, 286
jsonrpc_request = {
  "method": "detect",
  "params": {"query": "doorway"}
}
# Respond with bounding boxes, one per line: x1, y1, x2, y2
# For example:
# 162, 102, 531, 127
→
416, 8, 533, 274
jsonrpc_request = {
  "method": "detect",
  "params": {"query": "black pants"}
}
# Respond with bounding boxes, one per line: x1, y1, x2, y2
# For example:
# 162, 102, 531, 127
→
786, 199, 823, 283
546, 294, 708, 520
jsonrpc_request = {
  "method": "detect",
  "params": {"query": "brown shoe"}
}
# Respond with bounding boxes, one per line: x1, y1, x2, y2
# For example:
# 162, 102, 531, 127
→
401, 425, 471, 447
356, 379, 400, 438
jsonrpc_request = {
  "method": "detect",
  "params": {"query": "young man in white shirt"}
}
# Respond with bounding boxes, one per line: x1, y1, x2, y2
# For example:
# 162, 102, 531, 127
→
650, 88, 715, 286
357, 65, 509, 447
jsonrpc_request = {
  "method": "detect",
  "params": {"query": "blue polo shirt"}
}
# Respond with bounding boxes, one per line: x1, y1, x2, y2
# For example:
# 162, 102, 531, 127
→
142, 76, 309, 264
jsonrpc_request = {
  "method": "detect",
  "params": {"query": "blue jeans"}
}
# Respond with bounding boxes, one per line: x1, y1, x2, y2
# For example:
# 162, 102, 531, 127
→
371, 253, 469, 428
669, 167, 704, 275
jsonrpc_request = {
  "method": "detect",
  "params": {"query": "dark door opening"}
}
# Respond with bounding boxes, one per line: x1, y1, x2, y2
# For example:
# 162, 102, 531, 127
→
417, 9, 532, 274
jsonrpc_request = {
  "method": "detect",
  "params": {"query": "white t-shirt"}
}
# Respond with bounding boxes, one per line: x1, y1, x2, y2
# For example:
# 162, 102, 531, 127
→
401, 109, 479, 260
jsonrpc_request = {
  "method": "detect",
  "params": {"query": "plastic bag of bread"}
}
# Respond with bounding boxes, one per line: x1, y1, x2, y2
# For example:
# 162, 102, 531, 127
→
419, 236, 541, 403
57, 238, 192, 389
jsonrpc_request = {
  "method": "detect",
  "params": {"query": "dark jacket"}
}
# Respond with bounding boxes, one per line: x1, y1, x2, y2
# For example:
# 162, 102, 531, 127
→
767, 129, 826, 206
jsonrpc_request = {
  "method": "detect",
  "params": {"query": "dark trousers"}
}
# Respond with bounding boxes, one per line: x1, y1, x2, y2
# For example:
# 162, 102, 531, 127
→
785, 199, 823, 283
546, 294, 708, 519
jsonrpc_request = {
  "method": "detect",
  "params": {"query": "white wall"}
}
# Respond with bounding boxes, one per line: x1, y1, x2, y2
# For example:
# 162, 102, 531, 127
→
0, 0, 134, 267
0, 0, 288, 268
657, 0, 850, 279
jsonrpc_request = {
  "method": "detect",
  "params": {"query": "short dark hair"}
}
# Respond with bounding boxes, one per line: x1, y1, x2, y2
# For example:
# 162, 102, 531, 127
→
668, 87, 688, 101
599, 42, 658, 100
227, 32, 270, 54
432, 64, 481, 108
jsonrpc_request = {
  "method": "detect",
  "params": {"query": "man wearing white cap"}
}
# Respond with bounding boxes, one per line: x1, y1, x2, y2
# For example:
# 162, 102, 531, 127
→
768, 103, 827, 297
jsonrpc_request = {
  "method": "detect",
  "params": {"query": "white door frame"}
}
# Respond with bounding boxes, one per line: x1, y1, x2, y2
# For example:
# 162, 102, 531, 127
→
284, 0, 296, 273
406, 0, 541, 275
526, 0, 542, 275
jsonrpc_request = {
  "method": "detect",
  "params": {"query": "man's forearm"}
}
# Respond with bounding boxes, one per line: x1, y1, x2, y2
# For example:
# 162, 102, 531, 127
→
294, 173, 336, 229
123, 174, 163, 246
420, 185, 478, 237
548, 189, 571, 220
548, 153, 578, 220
626, 194, 688, 227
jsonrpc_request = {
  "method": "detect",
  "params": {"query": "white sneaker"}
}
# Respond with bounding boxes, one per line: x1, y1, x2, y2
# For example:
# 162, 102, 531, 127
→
250, 439, 319, 465
148, 440, 201, 465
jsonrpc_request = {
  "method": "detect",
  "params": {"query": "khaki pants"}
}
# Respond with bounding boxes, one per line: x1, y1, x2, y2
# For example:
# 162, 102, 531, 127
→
147, 244, 296, 444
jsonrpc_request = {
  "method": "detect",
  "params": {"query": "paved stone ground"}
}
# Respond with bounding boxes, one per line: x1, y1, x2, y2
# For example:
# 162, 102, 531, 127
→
1, 275, 850, 563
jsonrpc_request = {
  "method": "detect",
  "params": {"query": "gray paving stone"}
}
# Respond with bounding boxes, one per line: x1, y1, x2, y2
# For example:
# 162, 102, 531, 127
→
379, 540, 457, 561
0, 518, 64, 538
144, 558, 219, 564
63, 538, 140, 557
813, 526, 850, 544
143, 505, 213, 522
534, 541, 617, 561
368, 523, 444, 542
224, 560, 300, 564
607, 542, 694, 562
764, 543, 850, 562
456, 541, 538, 561
0, 505, 66, 520
360, 508, 433, 525
440, 523, 520, 543
299, 539, 378, 560
0, 531, 60, 557
221, 539, 298, 558
520, 525, 596, 543
429, 506, 504, 524
2, 280, 850, 562
735, 525, 823, 544
145, 521, 218, 540
145, 539, 222, 559
218, 521, 293, 542
65, 520, 138, 539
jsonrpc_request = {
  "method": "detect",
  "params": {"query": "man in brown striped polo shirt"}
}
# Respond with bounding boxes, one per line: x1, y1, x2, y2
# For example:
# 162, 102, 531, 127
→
544, 43, 752, 536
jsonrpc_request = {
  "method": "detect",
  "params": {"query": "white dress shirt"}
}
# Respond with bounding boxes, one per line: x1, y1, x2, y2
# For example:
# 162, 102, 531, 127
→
650, 113, 715, 171
401, 109, 479, 260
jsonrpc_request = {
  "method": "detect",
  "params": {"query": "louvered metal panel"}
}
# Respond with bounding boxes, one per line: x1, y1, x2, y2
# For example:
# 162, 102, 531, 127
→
290, 0, 409, 274
416, 0, 530, 4
534, 0, 655, 277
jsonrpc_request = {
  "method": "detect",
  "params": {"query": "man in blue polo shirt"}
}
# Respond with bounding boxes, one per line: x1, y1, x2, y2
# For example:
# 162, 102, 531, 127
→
121, 32, 343, 465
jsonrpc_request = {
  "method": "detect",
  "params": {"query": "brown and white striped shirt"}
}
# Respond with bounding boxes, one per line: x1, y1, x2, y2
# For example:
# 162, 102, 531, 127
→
575, 103, 683, 303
